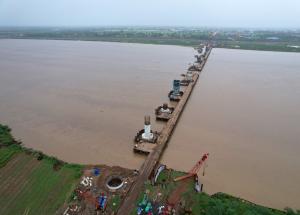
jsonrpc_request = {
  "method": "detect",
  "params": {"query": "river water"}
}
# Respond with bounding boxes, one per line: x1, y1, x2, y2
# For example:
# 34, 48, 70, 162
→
0, 39, 194, 167
162, 48, 300, 209
0, 40, 299, 209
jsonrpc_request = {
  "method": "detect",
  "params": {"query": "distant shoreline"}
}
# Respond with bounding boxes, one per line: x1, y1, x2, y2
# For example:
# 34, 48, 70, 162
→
1, 27, 300, 53
2, 37, 300, 53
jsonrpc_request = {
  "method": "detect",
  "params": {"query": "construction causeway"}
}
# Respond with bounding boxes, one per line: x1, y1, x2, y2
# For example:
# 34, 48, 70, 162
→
117, 46, 212, 215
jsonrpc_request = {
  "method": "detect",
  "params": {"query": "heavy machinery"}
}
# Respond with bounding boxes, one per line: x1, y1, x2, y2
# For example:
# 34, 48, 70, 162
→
174, 153, 209, 182
76, 190, 107, 211
166, 154, 209, 213
168, 80, 183, 101
98, 193, 108, 211
137, 193, 153, 215
155, 103, 174, 121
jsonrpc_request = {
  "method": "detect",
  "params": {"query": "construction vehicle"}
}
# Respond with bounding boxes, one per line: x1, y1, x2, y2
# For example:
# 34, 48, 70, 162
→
168, 80, 183, 101
76, 189, 107, 211
155, 103, 174, 121
174, 153, 209, 182
137, 193, 154, 215
166, 154, 209, 214
98, 193, 108, 211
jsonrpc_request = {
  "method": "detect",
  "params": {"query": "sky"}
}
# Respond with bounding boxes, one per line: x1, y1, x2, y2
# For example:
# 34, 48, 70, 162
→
0, 0, 300, 28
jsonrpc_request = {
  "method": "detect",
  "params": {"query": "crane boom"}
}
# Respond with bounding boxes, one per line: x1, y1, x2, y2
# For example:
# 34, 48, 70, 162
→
174, 153, 209, 182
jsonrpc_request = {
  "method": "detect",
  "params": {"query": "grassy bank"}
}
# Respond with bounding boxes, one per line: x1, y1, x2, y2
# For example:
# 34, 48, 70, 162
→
0, 124, 83, 215
1, 124, 300, 214
133, 169, 300, 215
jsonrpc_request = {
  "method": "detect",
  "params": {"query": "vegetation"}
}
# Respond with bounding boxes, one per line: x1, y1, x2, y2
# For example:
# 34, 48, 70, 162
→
1, 124, 299, 214
1, 27, 300, 52
0, 144, 22, 168
133, 169, 300, 215
185, 192, 286, 215
0, 124, 16, 145
0, 124, 83, 215
108, 194, 122, 213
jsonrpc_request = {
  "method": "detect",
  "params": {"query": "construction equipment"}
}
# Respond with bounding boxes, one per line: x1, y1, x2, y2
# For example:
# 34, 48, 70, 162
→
134, 116, 158, 143
166, 154, 209, 213
174, 153, 209, 182
168, 80, 183, 101
180, 71, 194, 86
155, 103, 174, 121
98, 193, 108, 211
134, 116, 159, 154
137, 193, 154, 215
76, 189, 107, 211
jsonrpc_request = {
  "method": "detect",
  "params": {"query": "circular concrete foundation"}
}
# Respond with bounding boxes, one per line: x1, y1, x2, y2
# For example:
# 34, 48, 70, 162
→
106, 176, 124, 190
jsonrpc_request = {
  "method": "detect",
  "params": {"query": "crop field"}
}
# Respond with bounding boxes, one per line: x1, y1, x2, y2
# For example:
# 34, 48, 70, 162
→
1, 27, 300, 52
0, 146, 81, 215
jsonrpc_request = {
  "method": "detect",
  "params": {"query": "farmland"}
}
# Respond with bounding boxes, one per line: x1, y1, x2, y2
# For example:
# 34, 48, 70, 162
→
1, 27, 300, 52
0, 124, 82, 215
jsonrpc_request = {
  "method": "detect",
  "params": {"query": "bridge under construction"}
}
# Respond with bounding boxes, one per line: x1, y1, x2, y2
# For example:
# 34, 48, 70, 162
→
117, 45, 212, 215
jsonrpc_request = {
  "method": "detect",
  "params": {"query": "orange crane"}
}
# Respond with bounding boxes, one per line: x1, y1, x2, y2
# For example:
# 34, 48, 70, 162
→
167, 153, 209, 210
174, 153, 209, 182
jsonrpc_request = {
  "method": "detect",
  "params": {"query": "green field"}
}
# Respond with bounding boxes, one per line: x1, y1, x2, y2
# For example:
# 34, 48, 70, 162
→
0, 125, 82, 215
1, 27, 300, 53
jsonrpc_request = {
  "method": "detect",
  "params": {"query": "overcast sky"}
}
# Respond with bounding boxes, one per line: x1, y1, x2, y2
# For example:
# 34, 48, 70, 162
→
0, 0, 299, 28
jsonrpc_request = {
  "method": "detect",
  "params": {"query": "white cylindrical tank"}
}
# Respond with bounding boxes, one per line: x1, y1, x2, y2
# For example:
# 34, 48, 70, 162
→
142, 116, 154, 140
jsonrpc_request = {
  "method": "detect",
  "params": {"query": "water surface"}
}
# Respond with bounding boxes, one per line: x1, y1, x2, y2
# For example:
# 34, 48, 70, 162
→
1, 40, 299, 209
161, 48, 300, 209
0, 39, 195, 168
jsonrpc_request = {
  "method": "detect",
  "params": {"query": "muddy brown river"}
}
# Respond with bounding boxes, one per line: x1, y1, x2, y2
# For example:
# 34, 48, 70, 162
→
0, 39, 195, 167
0, 40, 299, 209
162, 48, 300, 209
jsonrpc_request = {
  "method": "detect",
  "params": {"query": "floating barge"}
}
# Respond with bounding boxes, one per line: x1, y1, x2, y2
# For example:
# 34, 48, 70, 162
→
168, 80, 184, 101
188, 64, 201, 72
180, 71, 194, 86
134, 116, 159, 154
155, 103, 174, 121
